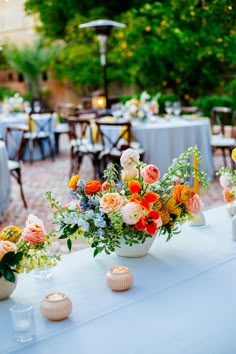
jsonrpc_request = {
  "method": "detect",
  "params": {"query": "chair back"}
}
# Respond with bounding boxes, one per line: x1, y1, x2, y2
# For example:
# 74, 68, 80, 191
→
76, 109, 99, 120
95, 119, 132, 154
4, 125, 28, 161
210, 106, 232, 135
181, 106, 200, 115
29, 112, 55, 135
66, 117, 91, 142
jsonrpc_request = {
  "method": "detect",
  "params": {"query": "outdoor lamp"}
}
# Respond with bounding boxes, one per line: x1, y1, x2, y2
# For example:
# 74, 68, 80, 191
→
79, 19, 126, 108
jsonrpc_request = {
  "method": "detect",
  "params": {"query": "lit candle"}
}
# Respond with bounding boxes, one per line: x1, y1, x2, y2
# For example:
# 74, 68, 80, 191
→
106, 266, 134, 292
40, 292, 72, 321
46, 292, 65, 302
193, 151, 200, 195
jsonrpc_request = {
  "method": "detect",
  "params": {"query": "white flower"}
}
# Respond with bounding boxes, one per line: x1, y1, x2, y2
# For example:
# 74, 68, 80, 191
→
121, 202, 143, 225
120, 148, 140, 170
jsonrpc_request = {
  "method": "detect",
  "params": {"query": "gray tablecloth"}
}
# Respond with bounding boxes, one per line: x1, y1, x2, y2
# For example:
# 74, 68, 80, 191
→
0, 140, 11, 218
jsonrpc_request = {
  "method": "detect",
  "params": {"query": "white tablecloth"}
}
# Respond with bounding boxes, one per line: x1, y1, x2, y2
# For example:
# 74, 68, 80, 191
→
0, 140, 11, 218
132, 117, 214, 180
1, 205, 235, 354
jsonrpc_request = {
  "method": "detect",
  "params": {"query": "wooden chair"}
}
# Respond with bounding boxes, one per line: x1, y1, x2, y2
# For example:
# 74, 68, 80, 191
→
24, 111, 55, 163
94, 119, 145, 177
210, 106, 235, 168
4, 125, 28, 208
66, 117, 103, 178
181, 106, 200, 115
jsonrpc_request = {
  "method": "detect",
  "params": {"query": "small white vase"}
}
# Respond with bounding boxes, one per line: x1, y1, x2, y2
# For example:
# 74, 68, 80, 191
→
115, 235, 156, 258
0, 276, 17, 301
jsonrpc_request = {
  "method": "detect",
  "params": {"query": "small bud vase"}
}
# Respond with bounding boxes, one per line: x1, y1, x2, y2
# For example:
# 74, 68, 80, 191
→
115, 235, 156, 258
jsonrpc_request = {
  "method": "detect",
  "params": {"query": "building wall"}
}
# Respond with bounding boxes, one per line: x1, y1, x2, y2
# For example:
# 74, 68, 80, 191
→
0, 0, 81, 109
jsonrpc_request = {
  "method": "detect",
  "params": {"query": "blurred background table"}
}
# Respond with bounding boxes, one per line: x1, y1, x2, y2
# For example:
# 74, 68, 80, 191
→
132, 116, 214, 180
0, 140, 11, 221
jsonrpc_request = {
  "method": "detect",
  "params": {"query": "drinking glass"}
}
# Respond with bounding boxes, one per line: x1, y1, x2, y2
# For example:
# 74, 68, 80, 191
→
33, 100, 41, 113
10, 303, 35, 342
173, 102, 181, 117
165, 101, 173, 115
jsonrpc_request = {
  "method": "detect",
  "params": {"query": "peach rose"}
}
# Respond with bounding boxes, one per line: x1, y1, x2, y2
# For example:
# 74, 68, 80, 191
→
0, 240, 17, 261
100, 193, 124, 213
223, 188, 235, 203
120, 149, 140, 170
141, 164, 160, 184
68, 175, 80, 190
85, 181, 102, 195
185, 194, 201, 214
21, 216, 46, 245
121, 202, 143, 225
173, 185, 192, 203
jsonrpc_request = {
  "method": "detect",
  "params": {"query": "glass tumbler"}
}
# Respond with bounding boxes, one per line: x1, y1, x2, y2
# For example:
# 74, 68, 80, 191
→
10, 303, 35, 342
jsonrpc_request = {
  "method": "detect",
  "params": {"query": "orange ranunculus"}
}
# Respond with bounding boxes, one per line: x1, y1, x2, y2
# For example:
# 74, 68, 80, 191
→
68, 175, 80, 190
135, 216, 147, 231
173, 185, 192, 203
146, 221, 158, 235
144, 192, 160, 203
223, 188, 235, 203
128, 180, 141, 193
0, 225, 22, 243
85, 181, 102, 195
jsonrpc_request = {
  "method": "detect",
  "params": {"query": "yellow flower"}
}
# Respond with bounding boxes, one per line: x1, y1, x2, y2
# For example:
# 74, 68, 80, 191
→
231, 148, 236, 162
164, 197, 182, 217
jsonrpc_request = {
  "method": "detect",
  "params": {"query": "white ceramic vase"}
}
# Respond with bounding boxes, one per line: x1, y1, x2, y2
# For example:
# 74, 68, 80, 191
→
115, 235, 156, 258
0, 276, 17, 301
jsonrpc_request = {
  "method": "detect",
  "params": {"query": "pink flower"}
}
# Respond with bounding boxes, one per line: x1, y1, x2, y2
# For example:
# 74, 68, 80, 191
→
0, 240, 16, 261
141, 164, 160, 184
223, 188, 235, 203
100, 193, 124, 213
185, 194, 201, 214
120, 149, 140, 170
121, 167, 138, 182
120, 202, 143, 225
21, 214, 46, 244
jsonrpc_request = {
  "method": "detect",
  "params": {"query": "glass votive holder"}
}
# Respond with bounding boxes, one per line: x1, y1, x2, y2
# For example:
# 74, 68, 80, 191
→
106, 266, 134, 292
10, 303, 35, 343
40, 292, 72, 321
34, 267, 53, 279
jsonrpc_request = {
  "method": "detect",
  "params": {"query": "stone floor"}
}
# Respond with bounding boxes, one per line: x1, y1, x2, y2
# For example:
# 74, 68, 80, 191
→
0, 134, 230, 254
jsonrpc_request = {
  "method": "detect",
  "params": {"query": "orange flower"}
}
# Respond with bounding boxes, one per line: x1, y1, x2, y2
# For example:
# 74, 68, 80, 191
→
135, 216, 147, 231
173, 185, 192, 203
144, 192, 159, 203
0, 226, 22, 243
223, 188, 235, 203
146, 222, 158, 235
128, 180, 141, 193
68, 175, 80, 190
148, 210, 160, 220
85, 181, 102, 195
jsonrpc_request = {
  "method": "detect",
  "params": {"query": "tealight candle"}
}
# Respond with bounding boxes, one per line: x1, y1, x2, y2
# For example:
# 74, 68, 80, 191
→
106, 266, 134, 292
40, 292, 72, 321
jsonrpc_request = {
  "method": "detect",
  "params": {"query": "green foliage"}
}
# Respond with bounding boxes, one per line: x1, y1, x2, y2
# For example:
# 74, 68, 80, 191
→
193, 95, 233, 118
23, 0, 236, 101
0, 87, 18, 101
157, 94, 179, 115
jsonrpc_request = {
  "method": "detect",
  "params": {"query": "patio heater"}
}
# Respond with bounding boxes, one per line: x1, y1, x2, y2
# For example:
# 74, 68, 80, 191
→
79, 19, 126, 108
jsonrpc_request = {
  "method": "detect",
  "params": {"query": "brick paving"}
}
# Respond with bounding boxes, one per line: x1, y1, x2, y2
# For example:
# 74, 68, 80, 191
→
0, 134, 228, 253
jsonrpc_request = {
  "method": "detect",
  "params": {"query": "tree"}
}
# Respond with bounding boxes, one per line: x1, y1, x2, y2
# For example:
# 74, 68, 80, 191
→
4, 42, 51, 100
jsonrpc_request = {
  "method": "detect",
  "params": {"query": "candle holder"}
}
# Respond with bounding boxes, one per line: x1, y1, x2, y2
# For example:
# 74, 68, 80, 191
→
106, 266, 134, 291
40, 292, 72, 321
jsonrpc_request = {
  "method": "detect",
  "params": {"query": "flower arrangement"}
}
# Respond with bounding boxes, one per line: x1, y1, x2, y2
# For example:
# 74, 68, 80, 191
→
0, 214, 61, 283
123, 91, 160, 121
217, 147, 236, 203
46, 146, 209, 257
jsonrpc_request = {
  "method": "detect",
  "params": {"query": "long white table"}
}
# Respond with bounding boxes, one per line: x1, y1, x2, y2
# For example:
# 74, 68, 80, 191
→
0, 140, 11, 219
1, 205, 235, 354
132, 117, 214, 181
